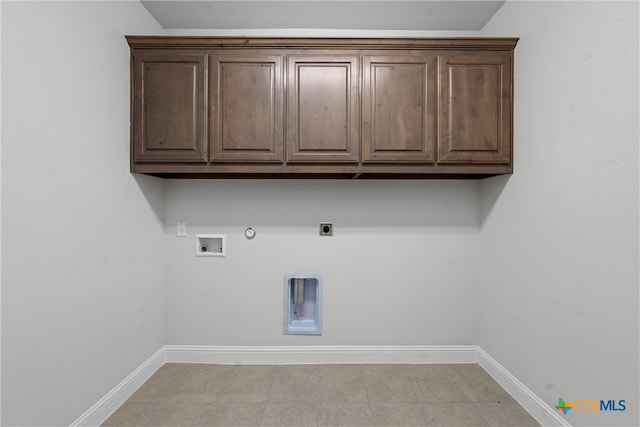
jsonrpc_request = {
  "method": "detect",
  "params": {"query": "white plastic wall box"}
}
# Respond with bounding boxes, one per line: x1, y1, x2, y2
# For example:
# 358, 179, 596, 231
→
283, 274, 322, 335
195, 234, 226, 257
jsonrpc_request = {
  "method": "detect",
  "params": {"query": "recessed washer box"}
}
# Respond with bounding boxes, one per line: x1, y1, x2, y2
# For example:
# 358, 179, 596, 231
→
284, 274, 322, 335
195, 234, 226, 257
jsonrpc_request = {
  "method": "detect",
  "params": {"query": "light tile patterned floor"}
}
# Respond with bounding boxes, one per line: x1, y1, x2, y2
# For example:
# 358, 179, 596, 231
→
102, 363, 540, 426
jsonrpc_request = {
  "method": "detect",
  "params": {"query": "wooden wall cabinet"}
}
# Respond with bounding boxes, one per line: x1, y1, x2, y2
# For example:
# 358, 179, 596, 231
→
127, 37, 517, 178
438, 52, 512, 165
362, 52, 437, 164
210, 52, 284, 163
132, 53, 208, 162
287, 54, 360, 164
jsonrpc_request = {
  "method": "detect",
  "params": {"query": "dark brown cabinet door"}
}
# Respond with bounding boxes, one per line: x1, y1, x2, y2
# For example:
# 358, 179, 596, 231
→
438, 52, 512, 165
133, 54, 207, 162
210, 53, 284, 163
287, 55, 359, 163
362, 53, 437, 163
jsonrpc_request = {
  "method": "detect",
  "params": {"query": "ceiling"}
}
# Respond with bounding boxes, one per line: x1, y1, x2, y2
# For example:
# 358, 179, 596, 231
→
141, 1, 506, 31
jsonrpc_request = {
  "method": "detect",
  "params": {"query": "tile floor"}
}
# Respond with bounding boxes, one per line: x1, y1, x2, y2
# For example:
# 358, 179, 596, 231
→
102, 363, 540, 426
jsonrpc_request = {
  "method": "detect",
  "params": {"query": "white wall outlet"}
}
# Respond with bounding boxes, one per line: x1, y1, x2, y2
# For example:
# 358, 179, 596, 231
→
177, 221, 187, 237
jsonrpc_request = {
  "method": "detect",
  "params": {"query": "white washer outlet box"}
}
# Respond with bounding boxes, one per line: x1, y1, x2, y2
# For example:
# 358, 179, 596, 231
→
195, 234, 226, 257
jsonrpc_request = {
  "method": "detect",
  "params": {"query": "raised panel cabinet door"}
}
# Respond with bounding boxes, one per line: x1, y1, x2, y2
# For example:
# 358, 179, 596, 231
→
133, 54, 208, 162
210, 53, 284, 163
438, 52, 512, 165
362, 53, 437, 163
287, 55, 359, 163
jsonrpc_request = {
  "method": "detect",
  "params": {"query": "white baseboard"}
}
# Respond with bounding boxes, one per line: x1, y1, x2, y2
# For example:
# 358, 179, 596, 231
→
72, 345, 564, 427
70, 347, 165, 427
477, 347, 570, 427
164, 345, 478, 365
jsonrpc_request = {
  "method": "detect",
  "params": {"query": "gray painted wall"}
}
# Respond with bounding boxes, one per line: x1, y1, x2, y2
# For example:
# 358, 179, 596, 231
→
2, 2, 167, 425
479, 2, 639, 426
164, 180, 480, 346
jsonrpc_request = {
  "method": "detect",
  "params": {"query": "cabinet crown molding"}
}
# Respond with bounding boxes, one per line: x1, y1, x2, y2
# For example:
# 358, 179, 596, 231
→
126, 36, 518, 50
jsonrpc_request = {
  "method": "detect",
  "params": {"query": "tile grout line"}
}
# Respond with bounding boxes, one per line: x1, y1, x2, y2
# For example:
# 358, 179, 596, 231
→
359, 364, 376, 424
316, 364, 320, 427
264, 365, 281, 426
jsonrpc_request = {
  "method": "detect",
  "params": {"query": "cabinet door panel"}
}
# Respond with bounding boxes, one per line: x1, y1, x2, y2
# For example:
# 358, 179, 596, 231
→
362, 54, 436, 163
211, 54, 284, 163
287, 55, 359, 163
133, 55, 207, 162
438, 53, 512, 164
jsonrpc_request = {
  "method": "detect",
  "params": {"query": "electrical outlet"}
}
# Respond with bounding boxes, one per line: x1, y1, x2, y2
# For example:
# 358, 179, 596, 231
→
319, 223, 333, 236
